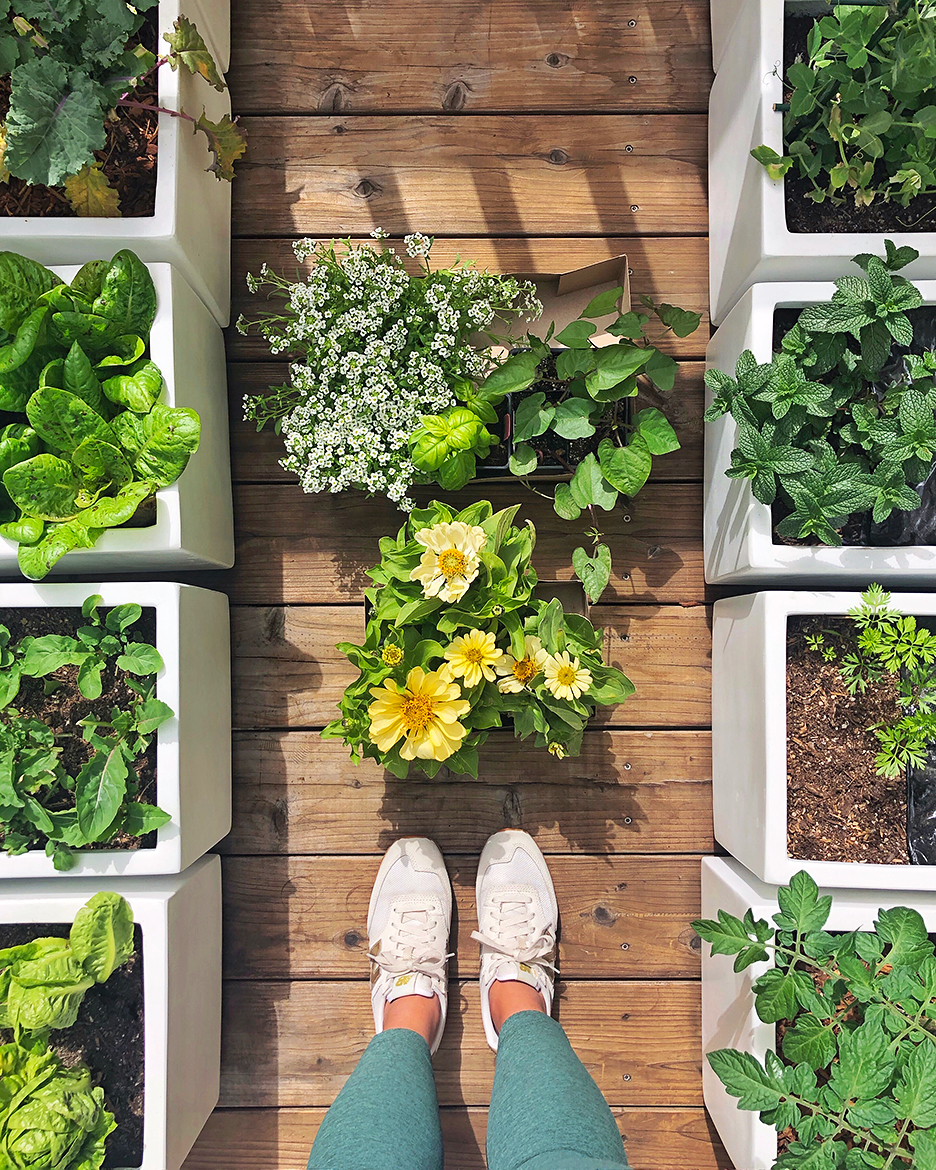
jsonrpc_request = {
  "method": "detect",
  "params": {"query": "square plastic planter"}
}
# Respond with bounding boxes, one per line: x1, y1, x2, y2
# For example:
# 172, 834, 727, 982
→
0, 581, 230, 877
712, 589, 936, 891
708, 0, 936, 325
0, 0, 233, 326
0, 855, 221, 1170
704, 280, 936, 585
701, 855, 936, 1170
2, 261, 234, 575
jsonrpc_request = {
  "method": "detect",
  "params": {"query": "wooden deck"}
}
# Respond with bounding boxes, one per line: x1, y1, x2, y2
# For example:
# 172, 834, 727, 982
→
184, 4, 726, 1167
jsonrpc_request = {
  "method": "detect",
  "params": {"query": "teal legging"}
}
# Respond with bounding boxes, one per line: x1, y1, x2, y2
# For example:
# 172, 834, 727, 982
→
307, 1010, 630, 1170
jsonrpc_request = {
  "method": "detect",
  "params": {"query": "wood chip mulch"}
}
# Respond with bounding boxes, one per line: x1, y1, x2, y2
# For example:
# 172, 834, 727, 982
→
786, 616, 909, 865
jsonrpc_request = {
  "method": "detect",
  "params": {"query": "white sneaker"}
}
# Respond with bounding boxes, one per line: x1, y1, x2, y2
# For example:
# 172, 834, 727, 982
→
367, 837, 452, 1055
472, 829, 559, 1051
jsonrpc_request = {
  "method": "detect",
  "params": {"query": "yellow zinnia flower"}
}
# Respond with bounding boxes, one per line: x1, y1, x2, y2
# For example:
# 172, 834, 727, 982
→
496, 635, 548, 693
543, 651, 592, 701
442, 629, 503, 688
368, 667, 471, 761
410, 520, 486, 603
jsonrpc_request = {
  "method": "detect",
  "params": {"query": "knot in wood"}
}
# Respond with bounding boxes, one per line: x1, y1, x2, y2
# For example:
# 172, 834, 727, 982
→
319, 82, 350, 113
353, 178, 383, 200
545, 52, 570, 68
548, 148, 569, 166
442, 80, 470, 111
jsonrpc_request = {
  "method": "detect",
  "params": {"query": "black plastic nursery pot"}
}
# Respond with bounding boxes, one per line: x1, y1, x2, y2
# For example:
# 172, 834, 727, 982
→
786, 614, 936, 867
475, 350, 630, 481
0, 923, 145, 1168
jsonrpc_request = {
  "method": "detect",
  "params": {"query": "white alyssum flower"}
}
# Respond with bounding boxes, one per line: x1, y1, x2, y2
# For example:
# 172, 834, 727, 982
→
240, 233, 542, 509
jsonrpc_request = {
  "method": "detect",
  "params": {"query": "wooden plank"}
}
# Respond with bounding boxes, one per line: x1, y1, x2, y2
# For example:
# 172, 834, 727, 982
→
186, 1105, 732, 1170
230, 1, 713, 115
231, 605, 711, 729
229, 237, 710, 360
224, 729, 714, 855
219, 980, 703, 1107
227, 482, 704, 606
232, 115, 707, 237
221, 855, 702, 980
227, 361, 704, 485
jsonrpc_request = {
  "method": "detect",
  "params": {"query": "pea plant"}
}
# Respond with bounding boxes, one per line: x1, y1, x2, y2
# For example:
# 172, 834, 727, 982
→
753, 0, 936, 212
705, 242, 936, 546
0, 594, 171, 870
693, 870, 936, 1170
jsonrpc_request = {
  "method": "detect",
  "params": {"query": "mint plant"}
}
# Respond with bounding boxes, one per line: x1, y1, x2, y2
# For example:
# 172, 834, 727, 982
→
693, 871, 936, 1170
0, 250, 200, 578
0, 594, 171, 871
0, 6, 246, 207
805, 583, 936, 781
0, 892, 135, 1170
753, 1, 936, 212
705, 242, 936, 546
412, 287, 701, 601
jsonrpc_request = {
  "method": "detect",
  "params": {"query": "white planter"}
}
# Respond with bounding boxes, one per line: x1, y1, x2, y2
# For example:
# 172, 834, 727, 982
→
0, 855, 221, 1170
0, 0, 232, 325
701, 855, 936, 1170
710, 0, 746, 71
705, 280, 936, 585
4, 262, 234, 575
708, 0, 936, 325
0, 582, 230, 877
713, 589, 936, 891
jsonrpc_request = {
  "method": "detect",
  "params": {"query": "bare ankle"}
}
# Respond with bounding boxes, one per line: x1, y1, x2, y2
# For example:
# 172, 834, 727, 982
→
383, 994, 442, 1046
489, 979, 546, 1034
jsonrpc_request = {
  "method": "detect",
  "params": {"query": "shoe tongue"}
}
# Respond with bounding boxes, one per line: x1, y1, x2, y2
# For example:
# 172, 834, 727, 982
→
493, 960, 541, 990
384, 972, 435, 1003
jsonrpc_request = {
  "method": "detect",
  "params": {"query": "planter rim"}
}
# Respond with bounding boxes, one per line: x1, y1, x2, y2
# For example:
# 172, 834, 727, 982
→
714, 589, 936, 889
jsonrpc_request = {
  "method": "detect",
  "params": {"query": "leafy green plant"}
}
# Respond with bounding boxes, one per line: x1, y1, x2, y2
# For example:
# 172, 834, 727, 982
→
323, 499, 634, 778
0, 6, 246, 207
0, 594, 171, 871
753, 0, 936, 212
805, 583, 936, 780
0, 892, 135, 1170
411, 287, 701, 600
704, 242, 936, 546
693, 870, 936, 1170
0, 250, 200, 579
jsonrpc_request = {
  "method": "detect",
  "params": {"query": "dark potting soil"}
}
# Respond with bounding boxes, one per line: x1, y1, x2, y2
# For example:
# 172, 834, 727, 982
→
770, 307, 936, 546
476, 353, 620, 477
782, 11, 936, 234
786, 616, 909, 865
0, 921, 144, 1168
0, 13, 158, 218
0, 606, 159, 853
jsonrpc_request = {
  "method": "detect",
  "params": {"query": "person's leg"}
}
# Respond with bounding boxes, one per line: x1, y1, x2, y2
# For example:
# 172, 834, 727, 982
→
307, 838, 452, 1170
473, 831, 629, 1170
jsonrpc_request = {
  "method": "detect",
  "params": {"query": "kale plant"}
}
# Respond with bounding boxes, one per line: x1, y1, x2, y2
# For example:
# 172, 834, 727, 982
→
0, 250, 200, 579
753, 0, 936, 211
806, 583, 936, 780
693, 871, 936, 1170
0, 892, 135, 1170
0, 4, 245, 205
705, 242, 936, 546
0, 594, 171, 871
412, 286, 700, 601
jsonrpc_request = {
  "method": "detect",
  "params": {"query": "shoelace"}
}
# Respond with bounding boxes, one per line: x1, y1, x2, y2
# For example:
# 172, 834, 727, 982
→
471, 894, 557, 972
368, 907, 452, 978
